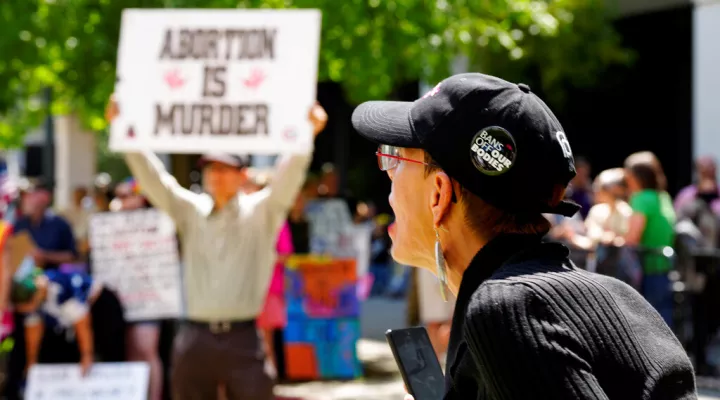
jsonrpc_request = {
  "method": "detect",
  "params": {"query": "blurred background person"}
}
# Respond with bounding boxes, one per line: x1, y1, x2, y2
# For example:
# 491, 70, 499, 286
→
93, 173, 113, 213
5, 179, 77, 400
369, 214, 392, 297
61, 186, 92, 263
10, 267, 99, 378
416, 268, 454, 363
675, 156, 720, 250
623, 151, 676, 327
108, 97, 326, 400
110, 178, 163, 400
675, 156, 720, 218
584, 168, 641, 289
585, 168, 633, 246
566, 156, 593, 218
288, 187, 310, 255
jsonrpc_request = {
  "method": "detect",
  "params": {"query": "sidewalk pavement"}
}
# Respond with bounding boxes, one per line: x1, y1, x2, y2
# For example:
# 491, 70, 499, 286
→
274, 339, 406, 400
275, 338, 720, 400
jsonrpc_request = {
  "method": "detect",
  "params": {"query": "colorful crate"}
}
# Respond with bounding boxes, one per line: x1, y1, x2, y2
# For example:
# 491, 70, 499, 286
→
283, 256, 362, 380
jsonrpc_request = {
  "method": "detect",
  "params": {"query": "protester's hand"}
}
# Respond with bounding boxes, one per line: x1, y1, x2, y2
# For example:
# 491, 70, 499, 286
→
403, 384, 413, 400
105, 94, 119, 123
30, 248, 46, 266
309, 102, 327, 137
80, 353, 93, 377
23, 363, 33, 378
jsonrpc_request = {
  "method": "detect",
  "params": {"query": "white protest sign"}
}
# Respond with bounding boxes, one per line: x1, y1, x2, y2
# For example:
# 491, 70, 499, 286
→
89, 209, 182, 321
351, 223, 373, 277
305, 199, 355, 257
26, 362, 149, 400
110, 9, 321, 155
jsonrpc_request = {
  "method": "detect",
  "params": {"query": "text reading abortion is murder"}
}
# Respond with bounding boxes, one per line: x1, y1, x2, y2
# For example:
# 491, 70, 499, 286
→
156, 28, 276, 136
110, 10, 321, 154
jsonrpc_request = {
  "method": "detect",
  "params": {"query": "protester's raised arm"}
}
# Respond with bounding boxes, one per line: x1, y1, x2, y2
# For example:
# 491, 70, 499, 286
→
265, 103, 327, 212
124, 152, 198, 222
106, 95, 199, 224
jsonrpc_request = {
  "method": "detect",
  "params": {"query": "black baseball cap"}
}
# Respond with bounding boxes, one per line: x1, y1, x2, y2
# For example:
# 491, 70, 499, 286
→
351, 73, 580, 217
198, 153, 250, 169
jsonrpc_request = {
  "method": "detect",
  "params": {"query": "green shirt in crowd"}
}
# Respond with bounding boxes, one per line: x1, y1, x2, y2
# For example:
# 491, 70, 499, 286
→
629, 190, 676, 274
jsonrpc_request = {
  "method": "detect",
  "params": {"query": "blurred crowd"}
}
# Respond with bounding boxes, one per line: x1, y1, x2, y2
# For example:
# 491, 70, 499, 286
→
544, 151, 720, 376
0, 160, 399, 399
2, 147, 720, 399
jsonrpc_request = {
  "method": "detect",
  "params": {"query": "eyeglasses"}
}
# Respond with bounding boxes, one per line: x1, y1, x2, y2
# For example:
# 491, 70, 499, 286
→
375, 145, 458, 203
375, 145, 434, 172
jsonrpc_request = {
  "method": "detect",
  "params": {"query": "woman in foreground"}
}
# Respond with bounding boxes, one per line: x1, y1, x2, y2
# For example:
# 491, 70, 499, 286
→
351, 73, 696, 399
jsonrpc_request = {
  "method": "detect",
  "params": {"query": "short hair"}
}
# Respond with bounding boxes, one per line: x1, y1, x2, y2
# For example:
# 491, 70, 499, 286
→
625, 151, 664, 191
424, 152, 558, 237
593, 168, 626, 193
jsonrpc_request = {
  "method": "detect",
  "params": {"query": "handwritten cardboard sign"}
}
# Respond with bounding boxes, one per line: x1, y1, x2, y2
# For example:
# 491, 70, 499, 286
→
305, 199, 355, 257
110, 9, 321, 154
7, 231, 35, 276
25, 362, 149, 400
89, 209, 182, 321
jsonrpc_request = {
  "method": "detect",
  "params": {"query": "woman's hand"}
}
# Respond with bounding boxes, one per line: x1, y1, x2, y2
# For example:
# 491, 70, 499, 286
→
105, 94, 119, 122
80, 353, 93, 377
403, 383, 413, 400
309, 102, 327, 137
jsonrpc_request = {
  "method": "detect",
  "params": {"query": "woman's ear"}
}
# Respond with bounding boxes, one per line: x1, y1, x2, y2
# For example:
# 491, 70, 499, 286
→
430, 171, 454, 227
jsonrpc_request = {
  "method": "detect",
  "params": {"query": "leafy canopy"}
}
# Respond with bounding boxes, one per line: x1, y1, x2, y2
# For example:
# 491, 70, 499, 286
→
0, 0, 630, 148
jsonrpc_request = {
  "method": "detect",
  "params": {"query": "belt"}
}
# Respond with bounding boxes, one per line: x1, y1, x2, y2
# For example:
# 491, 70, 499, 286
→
185, 319, 256, 334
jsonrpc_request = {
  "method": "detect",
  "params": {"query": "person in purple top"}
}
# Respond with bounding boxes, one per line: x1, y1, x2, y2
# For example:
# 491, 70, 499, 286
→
675, 156, 720, 217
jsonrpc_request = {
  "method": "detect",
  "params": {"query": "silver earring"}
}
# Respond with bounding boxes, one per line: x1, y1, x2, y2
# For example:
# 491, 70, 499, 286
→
434, 227, 450, 302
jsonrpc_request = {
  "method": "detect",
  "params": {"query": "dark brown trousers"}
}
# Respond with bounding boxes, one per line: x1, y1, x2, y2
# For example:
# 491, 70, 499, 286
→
171, 321, 275, 400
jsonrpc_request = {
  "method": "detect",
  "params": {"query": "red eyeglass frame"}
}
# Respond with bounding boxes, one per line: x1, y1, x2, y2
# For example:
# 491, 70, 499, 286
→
375, 146, 457, 203
375, 149, 433, 171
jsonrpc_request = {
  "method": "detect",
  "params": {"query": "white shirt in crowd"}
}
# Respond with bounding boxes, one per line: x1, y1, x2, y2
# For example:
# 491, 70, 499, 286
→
125, 151, 311, 321
584, 200, 633, 245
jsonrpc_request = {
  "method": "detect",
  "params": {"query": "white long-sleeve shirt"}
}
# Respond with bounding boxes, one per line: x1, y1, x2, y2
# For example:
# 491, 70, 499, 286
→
125, 151, 311, 321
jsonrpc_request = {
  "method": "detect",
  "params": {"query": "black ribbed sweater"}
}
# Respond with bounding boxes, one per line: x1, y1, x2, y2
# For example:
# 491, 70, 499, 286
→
444, 234, 696, 400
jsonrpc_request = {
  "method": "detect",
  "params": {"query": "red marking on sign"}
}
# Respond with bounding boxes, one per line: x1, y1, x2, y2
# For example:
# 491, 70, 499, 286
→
127, 126, 135, 138
242, 68, 266, 89
164, 69, 185, 89
283, 127, 297, 141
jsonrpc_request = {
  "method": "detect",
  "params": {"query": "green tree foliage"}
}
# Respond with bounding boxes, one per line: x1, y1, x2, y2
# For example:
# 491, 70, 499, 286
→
0, 0, 631, 148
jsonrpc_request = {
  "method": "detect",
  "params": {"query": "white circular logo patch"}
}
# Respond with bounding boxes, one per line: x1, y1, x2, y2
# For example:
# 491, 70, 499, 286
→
470, 126, 517, 175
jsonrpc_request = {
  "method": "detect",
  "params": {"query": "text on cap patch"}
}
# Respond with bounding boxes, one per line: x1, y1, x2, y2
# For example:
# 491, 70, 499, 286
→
470, 126, 517, 176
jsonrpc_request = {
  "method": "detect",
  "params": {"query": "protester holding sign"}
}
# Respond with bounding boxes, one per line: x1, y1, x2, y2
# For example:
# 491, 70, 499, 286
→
106, 97, 326, 400
106, 179, 164, 400
350, 73, 695, 399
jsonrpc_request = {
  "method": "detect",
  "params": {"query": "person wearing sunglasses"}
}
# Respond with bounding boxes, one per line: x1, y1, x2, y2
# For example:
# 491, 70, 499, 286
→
351, 73, 695, 399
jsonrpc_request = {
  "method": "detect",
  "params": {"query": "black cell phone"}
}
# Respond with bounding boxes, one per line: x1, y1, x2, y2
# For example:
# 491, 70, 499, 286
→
385, 327, 445, 400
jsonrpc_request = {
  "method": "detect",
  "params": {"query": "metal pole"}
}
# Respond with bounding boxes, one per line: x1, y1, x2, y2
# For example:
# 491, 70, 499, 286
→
43, 86, 55, 191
